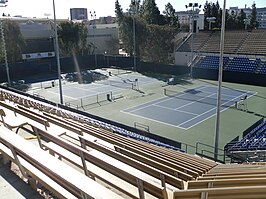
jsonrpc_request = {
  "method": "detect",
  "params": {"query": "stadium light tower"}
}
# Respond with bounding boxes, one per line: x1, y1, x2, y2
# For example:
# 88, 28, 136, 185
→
185, 3, 201, 79
53, 0, 63, 104
0, 0, 10, 86
214, 0, 226, 161
90, 11, 97, 68
131, 0, 137, 72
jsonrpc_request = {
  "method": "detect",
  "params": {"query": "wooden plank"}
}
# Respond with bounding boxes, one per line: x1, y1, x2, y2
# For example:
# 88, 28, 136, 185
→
42, 113, 211, 174
173, 186, 266, 199
43, 142, 147, 199
80, 135, 186, 188
18, 106, 82, 135
0, 143, 77, 199
31, 126, 169, 199
0, 102, 49, 129
0, 126, 125, 199
188, 178, 266, 189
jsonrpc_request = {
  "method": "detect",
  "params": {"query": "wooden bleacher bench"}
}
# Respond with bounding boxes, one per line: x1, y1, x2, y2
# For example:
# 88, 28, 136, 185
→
0, 142, 78, 199
188, 177, 266, 189
43, 141, 150, 199
173, 185, 266, 199
32, 126, 169, 199
80, 135, 185, 189
41, 112, 213, 179
0, 101, 49, 129
0, 126, 124, 199
18, 106, 82, 135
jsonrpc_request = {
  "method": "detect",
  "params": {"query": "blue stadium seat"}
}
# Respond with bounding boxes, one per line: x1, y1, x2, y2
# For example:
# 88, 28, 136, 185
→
229, 121, 266, 151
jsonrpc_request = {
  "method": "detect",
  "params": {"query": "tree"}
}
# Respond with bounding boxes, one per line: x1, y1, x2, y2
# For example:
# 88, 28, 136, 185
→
203, 1, 211, 30
163, 2, 179, 27
0, 20, 25, 64
226, 10, 237, 29
142, 24, 177, 63
203, 1, 221, 30
249, 2, 259, 30
236, 9, 246, 29
57, 21, 88, 56
142, 0, 161, 25
115, 0, 124, 24
119, 16, 147, 58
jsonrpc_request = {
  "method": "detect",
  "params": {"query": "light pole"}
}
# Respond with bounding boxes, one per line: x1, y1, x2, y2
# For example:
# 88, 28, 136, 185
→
131, 0, 137, 72
185, 3, 201, 79
214, 0, 226, 161
90, 11, 97, 68
0, 0, 10, 86
53, 0, 63, 104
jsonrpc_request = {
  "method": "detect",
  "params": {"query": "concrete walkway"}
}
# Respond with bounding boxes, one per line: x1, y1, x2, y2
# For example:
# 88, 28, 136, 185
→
0, 162, 43, 199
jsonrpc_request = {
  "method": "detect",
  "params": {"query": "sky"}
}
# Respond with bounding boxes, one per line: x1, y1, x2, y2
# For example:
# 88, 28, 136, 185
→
1, 0, 265, 19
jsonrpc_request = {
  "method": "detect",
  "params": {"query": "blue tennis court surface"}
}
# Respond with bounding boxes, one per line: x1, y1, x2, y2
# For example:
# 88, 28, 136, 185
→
123, 85, 256, 129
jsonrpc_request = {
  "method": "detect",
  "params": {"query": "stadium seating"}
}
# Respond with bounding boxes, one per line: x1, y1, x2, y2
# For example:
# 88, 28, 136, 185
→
197, 56, 229, 69
226, 57, 260, 73
176, 30, 266, 56
238, 30, 266, 55
227, 121, 266, 151
259, 62, 266, 74
196, 56, 261, 73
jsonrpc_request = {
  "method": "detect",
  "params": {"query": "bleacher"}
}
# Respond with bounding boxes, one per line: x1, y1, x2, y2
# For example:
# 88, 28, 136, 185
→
228, 121, 266, 151
197, 56, 229, 69
0, 87, 218, 199
259, 62, 266, 74
196, 56, 262, 73
225, 120, 266, 163
226, 57, 260, 73
238, 30, 266, 55
1, 84, 266, 198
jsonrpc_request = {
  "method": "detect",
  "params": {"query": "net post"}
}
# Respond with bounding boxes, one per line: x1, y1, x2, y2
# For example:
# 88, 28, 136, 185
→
80, 98, 83, 108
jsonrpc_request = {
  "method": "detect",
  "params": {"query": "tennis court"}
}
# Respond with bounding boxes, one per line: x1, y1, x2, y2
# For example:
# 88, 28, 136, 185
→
123, 85, 256, 129
30, 71, 158, 108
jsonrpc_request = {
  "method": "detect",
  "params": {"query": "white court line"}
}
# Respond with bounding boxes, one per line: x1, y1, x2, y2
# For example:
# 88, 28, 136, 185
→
120, 110, 188, 130
181, 91, 257, 130
153, 104, 198, 116
174, 93, 217, 111
177, 91, 253, 128
124, 85, 207, 113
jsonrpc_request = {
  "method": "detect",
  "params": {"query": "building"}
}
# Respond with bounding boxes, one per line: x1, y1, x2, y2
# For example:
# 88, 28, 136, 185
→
87, 23, 119, 55
257, 7, 266, 29
229, 6, 266, 29
70, 8, 88, 20
176, 10, 204, 32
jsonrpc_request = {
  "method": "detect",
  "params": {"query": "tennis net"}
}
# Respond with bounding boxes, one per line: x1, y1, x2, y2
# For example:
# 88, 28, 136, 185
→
97, 79, 134, 89
65, 91, 112, 109
164, 88, 234, 107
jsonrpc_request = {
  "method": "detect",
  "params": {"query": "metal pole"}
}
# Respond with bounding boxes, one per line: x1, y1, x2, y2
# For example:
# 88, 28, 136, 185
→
93, 13, 97, 68
133, 15, 136, 72
0, 19, 10, 86
53, 0, 63, 104
90, 11, 97, 68
190, 6, 195, 79
214, 0, 226, 161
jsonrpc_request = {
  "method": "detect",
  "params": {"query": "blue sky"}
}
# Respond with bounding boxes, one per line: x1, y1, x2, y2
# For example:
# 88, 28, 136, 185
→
1, 0, 265, 19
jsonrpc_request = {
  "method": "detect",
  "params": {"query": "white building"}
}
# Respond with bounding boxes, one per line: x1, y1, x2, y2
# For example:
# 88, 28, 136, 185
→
176, 10, 204, 32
